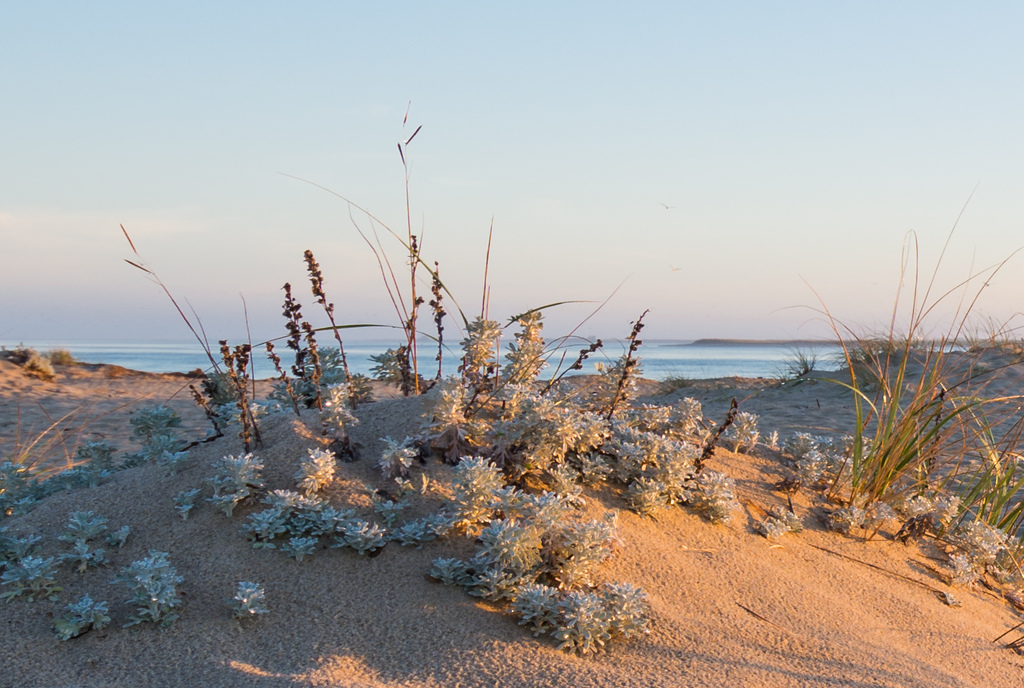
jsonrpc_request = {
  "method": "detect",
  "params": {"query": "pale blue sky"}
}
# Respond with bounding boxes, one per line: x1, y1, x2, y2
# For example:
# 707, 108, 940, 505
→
3, 2, 1023, 346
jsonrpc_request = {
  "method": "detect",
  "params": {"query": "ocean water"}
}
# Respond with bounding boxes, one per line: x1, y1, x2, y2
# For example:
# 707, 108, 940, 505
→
3, 339, 843, 381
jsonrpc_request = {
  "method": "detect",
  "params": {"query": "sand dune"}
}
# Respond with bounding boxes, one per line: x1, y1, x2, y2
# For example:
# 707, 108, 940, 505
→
1, 361, 1022, 688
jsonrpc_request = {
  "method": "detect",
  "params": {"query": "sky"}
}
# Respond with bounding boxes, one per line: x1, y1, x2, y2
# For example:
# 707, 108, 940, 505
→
3, 2, 1024, 347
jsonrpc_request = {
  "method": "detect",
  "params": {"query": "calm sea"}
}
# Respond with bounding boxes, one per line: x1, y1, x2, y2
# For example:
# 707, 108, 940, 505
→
2, 339, 842, 381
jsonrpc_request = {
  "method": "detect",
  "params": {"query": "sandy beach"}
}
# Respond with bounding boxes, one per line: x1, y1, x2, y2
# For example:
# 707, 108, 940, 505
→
1, 356, 1023, 688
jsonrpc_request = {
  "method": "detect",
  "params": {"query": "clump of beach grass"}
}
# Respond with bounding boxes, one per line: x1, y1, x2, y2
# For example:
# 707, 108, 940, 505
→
0, 346, 56, 381
45, 349, 76, 366
815, 227, 1024, 559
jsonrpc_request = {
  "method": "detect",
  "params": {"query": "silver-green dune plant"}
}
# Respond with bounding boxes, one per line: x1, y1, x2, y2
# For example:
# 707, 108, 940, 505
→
502, 310, 547, 385
428, 475, 648, 653
783, 432, 819, 462
511, 583, 560, 637
377, 437, 418, 480
238, 488, 393, 558
371, 493, 408, 527
74, 440, 118, 479
333, 518, 388, 555
0, 528, 41, 567
241, 507, 289, 549
459, 316, 502, 392
282, 536, 318, 561
320, 381, 361, 433
446, 456, 505, 532
1, 555, 61, 601
59, 541, 108, 573
207, 453, 264, 516
728, 412, 759, 454
0, 462, 35, 516
231, 581, 269, 620
106, 525, 131, 549
757, 505, 804, 541
691, 470, 739, 524
294, 448, 336, 494
123, 405, 186, 469
423, 377, 474, 464
174, 488, 201, 520
59, 510, 108, 544
128, 405, 182, 444
114, 551, 183, 627
0, 423, 126, 516
53, 594, 111, 640
389, 512, 451, 548
549, 584, 651, 655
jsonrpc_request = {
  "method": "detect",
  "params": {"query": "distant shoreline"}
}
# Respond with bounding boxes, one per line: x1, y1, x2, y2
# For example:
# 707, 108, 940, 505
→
672, 338, 839, 347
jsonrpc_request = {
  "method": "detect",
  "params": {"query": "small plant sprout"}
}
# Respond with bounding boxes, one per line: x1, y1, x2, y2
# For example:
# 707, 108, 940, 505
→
757, 505, 804, 541
729, 412, 759, 454
130, 405, 183, 442
626, 477, 669, 519
578, 453, 612, 487
783, 432, 818, 462
208, 453, 264, 516
428, 557, 472, 586
114, 551, 183, 627
294, 448, 336, 494
106, 525, 131, 549
949, 552, 980, 587
59, 511, 108, 544
231, 581, 269, 620
692, 471, 739, 524
378, 437, 418, 480
503, 310, 547, 385
459, 316, 502, 391
242, 508, 288, 549
371, 494, 409, 528
174, 488, 202, 520
53, 594, 111, 640
448, 456, 504, 532
476, 518, 543, 574
59, 540, 108, 573
282, 536, 318, 562
512, 583, 559, 636
321, 383, 359, 433
0, 529, 41, 565
1, 556, 62, 601
552, 591, 612, 655
334, 519, 388, 555
601, 582, 651, 640
389, 515, 447, 548
827, 506, 866, 535
75, 440, 117, 472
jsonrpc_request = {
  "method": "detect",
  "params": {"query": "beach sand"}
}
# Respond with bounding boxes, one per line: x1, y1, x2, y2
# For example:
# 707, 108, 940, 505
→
1, 358, 1023, 687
